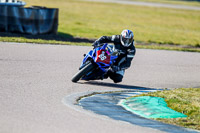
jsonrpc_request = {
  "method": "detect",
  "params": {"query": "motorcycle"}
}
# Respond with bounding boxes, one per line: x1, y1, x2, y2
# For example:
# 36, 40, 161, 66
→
71, 43, 119, 83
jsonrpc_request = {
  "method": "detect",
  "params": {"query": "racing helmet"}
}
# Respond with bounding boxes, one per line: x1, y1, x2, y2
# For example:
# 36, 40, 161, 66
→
120, 29, 134, 47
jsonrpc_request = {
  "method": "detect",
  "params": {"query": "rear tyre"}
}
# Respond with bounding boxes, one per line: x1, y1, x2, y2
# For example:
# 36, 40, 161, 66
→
71, 62, 95, 83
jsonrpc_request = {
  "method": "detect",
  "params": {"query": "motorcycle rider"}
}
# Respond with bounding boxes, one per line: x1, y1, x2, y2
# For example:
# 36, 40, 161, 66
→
92, 29, 136, 83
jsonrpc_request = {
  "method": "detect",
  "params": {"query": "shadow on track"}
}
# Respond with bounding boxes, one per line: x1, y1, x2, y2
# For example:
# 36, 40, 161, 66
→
79, 81, 159, 90
0, 32, 95, 43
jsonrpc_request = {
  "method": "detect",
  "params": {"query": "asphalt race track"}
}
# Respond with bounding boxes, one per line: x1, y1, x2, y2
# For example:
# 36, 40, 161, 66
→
0, 42, 200, 133
85, 0, 200, 11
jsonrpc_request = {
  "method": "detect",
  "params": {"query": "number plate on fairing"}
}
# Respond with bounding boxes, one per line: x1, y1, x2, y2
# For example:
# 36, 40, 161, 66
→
96, 50, 111, 65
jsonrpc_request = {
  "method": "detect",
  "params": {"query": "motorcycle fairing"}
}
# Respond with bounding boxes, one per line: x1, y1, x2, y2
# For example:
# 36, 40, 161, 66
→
79, 43, 118, 81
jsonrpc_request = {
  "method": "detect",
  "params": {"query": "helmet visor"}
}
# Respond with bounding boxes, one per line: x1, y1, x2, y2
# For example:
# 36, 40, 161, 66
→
122, 37, 133, 47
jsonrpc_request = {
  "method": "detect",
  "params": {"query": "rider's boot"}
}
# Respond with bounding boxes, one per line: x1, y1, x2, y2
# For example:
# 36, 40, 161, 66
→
102, 69, 113, 79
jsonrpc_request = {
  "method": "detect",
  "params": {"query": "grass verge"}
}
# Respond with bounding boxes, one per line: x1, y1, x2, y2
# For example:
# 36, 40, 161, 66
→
130, 88, 200, 130
1, 35, 200, 52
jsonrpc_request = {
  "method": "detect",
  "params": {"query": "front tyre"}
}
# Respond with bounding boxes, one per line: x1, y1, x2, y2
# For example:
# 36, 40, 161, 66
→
71, 62, 95, 83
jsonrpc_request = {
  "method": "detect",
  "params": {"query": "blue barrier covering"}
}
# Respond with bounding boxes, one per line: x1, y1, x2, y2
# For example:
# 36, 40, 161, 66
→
0, 5, 58, 35
119, 96, 187, 118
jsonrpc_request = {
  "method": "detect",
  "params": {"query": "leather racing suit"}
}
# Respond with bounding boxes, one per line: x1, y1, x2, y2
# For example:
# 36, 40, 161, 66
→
93, 35, 136, 83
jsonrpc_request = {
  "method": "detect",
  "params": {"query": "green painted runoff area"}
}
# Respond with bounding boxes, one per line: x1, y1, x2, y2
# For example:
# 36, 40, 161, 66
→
119, 96, 187, 118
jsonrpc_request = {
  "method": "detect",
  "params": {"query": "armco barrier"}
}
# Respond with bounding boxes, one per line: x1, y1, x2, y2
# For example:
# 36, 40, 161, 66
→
0, 5, 58, 35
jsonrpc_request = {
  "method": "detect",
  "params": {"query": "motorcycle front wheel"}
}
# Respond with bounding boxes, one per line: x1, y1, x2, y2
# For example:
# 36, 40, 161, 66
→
71, 62, 95, 83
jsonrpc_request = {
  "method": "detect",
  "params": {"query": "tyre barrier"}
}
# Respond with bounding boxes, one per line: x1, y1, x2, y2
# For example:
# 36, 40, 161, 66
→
0, 5, 58, 35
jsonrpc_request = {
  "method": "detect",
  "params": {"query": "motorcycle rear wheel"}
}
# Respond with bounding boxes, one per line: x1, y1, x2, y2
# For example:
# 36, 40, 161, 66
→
71, 62, 95, 82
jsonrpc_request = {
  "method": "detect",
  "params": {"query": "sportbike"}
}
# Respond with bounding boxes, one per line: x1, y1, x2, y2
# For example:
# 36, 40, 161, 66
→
71, 43, 121, 82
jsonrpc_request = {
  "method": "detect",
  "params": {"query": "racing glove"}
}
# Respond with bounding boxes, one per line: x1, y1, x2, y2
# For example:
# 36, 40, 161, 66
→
92, 41, 100, 48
